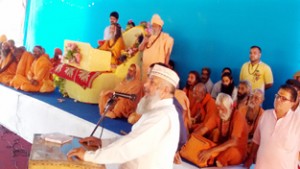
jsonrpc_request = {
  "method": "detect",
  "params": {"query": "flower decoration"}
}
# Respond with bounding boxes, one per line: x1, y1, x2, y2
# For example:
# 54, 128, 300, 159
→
64, 43, 81, 64
53, 74, 68, 97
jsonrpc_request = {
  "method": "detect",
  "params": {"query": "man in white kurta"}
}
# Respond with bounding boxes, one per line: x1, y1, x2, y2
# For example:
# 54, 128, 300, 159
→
68, 64, 180, 169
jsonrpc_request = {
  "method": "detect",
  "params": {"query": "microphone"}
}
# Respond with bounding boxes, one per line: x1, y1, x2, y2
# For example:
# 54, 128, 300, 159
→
113, 92, 136, 101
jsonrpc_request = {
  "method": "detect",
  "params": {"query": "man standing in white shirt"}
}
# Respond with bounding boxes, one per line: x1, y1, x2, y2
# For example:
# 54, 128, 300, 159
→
68, 64, 180, 169
103, 11, 119, 40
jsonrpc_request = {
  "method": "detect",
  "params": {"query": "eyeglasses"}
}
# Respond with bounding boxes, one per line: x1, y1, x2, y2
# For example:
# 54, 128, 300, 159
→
275, 94, 292, 102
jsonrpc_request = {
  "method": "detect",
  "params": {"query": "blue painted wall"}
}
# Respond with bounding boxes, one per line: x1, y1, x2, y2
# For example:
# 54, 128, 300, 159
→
24, 0, 300, 108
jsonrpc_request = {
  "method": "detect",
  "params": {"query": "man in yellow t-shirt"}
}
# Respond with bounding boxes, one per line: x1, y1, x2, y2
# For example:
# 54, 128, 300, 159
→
239, 46, 273, 92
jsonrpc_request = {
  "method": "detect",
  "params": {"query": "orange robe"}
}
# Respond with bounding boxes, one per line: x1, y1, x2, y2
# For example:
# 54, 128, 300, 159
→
141, 32, 173, 82
10, 51, 34, 88
98, 64, 142, 118
234, 97, 249, 114
200, 110, 249, 166
14, 54, 54, 92
175, 89, 191, 134
99, 37, 125, 65
191, 93, 218, 128
0, 53, 17, 85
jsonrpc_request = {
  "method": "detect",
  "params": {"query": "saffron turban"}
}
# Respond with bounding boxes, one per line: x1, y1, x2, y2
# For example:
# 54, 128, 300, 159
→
151, 64, 179, 87
151, 14, 164, 27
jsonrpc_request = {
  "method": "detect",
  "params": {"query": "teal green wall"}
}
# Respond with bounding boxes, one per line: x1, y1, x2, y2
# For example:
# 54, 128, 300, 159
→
24, 0, 300, 108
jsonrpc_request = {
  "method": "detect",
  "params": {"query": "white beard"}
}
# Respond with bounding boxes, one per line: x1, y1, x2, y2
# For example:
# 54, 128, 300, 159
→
219, 109, 231, 121
248, 102, 255, 109
137, 91, 161, 114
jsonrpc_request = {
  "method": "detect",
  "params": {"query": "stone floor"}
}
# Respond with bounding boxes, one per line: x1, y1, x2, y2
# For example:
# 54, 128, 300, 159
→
0, 125, 31, 169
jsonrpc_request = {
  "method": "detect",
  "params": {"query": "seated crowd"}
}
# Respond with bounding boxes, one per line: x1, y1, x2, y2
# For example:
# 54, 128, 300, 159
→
0, 40, 55, 93
1, 12, 300, 169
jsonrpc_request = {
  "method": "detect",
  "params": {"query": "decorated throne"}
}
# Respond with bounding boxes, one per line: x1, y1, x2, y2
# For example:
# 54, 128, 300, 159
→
52, 26, 145, 103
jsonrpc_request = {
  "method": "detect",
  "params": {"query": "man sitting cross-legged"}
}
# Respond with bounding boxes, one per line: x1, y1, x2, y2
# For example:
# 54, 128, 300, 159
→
10, 45, 54, 92
194, 93, 248, 167
10, 47, 34, 88
98, 63, 143, 119
0, 41, 17, 85
190, 83, 218, 132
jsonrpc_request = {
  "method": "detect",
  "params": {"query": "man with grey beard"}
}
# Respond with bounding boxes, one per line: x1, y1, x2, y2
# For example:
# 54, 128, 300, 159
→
194, 93, 248, 167
0, 41, 17, 85
98, 63, 143, 119
244, 89, 264, 140
139, 14, 174, 82
68, 64, 180, 169
0, 41, 11, 58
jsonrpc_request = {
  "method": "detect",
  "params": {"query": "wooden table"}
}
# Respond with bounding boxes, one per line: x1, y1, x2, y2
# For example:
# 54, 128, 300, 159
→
29, 134, 105, 169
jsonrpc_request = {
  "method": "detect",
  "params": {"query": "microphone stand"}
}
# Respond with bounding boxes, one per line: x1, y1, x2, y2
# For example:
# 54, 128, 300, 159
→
90, 95, 117, 138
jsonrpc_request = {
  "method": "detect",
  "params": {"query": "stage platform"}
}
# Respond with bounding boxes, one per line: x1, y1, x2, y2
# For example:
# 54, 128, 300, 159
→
0, 84, 252, 169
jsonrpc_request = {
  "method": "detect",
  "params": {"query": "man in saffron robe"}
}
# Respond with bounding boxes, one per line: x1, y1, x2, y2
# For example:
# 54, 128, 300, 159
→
99, 23, 125, 65
243, 89, 264, 139
98, 63, 142, 119
12, 46, 54, 92
190, 83, 218, 131
7, 39, 16, 52
195, 93, 248, 167
0, 34, 7, 49
0, 42, 17, 85
10, 47, 34, 88
50, 48, 62, 67
183, 71, 201, 109
242, 89, 264, 157
139, 14, 174, 82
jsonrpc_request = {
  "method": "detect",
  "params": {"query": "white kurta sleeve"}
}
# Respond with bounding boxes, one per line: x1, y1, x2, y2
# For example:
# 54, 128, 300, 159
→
84, 112, 171, 164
